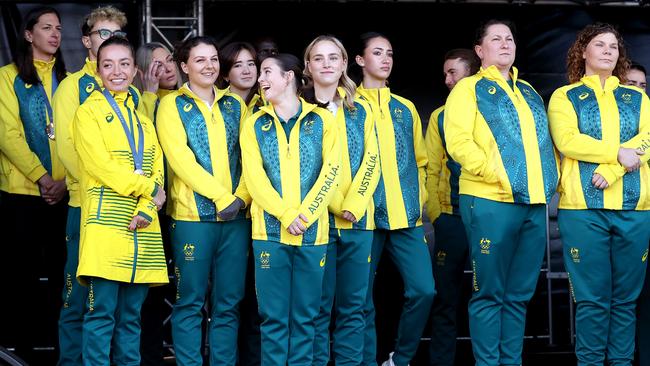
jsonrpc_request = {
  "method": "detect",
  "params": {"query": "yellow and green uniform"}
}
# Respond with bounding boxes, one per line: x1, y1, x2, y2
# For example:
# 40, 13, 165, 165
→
356, 86, 427, 230
0, 59, 69, 363
73, 87, 166, 366
0, 60, 65, 195
425, 106, 460, 221
548, 75, 650, 366
357, 85, 435, 366
424, 105, 470, 366
226, 88, 264, 366
241, 98, 341, 246
241, 98, 341, 366
157, 84, 251, 366
74, 88, 166, 284
313, 90, 379, 366
52, 57, 102, 366
444, 65, 559, 366
141, 88, 175, 123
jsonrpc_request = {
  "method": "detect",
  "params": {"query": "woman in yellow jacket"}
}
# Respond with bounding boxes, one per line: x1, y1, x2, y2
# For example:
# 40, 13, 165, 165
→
354, 32, 435, 366
51, 7, 128, 364
73, 37, 168, 366
548, 23, 650, 366
444, 20, 559, 366
304, 35, 380, 366
156, 36, 251, 366
240, 53, 341, 366
215, 40, 264, 365
0, 7, 68, 362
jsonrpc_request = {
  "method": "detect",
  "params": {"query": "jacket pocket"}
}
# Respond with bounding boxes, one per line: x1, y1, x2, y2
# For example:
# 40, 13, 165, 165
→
96, 186, 105, 219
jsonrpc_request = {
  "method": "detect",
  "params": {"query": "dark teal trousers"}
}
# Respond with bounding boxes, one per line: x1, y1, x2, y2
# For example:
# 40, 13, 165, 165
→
313, 228, 373, 366
363, 226, 435, 366
253, 240, 328, 366
82, 277, 149, 366
459, 195, 547, 366
170, 219, 251, 366
58, 207, 87, 366
559, 209, 650, 366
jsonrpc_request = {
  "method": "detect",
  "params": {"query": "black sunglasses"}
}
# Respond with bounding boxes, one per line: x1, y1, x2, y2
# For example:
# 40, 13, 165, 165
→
89, 29, 127, 40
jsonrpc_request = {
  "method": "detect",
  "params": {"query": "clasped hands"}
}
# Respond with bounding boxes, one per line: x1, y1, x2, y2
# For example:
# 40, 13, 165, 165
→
592, 147, 645, 190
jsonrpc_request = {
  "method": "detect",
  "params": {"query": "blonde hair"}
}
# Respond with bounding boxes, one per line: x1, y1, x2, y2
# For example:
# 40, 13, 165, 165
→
133, 42, 182, 92
83, 6, 127, 35
303, 35, 356, 109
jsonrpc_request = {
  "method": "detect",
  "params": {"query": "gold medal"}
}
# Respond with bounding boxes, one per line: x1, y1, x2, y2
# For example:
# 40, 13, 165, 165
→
45, 123, 55, 140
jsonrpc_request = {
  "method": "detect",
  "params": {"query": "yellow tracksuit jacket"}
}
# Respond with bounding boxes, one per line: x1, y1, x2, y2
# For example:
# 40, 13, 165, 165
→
328, 89, 380, 230
356, 85, 427, 230
53, 58, 101, 207
425, 105, 461, 222
240, 98, 341, 246
444, 66, 559, 204
74, 89, 167, 285
0, 59, 65, 195
54, 58, 144, 207
548, 74, 650, 210
156, 84, 251, 221
141, 88, 175, 123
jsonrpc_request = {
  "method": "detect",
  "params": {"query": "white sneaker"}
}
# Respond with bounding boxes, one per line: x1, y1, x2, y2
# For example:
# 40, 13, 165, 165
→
381, 352, 409, 366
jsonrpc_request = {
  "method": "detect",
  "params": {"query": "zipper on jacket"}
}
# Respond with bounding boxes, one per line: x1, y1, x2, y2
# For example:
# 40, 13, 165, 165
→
378, 90, 385, 119
96, 186, 104, 219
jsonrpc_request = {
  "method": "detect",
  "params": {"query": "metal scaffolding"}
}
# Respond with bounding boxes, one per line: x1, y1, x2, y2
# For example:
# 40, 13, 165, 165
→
142, 0, 204, 50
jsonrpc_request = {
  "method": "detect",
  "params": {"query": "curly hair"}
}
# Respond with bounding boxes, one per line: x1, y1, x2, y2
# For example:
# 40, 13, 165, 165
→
566, 23, 630, 84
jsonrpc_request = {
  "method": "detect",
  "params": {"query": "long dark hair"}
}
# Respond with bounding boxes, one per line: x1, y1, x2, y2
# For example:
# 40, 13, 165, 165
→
216, 42, 258, 103
263, 53, 305, 96
14, 6, 67, 85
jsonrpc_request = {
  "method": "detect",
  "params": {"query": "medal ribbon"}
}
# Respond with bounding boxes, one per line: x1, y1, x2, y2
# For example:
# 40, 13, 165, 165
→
37, 69, 58, 138
102, 89, 144, 172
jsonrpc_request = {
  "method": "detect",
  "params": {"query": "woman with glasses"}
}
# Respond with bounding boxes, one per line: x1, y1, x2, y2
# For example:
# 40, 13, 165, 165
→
73, 36, 168, 366
0, 6, 68, 363
51, 6, 128, 364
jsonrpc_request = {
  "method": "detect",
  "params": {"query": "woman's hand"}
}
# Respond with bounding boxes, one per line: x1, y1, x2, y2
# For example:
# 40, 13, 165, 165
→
142, 61, 164, 93
128, 214, 151, 231
617, 147, 644, 172
342, 210, 357, 223
217, 197, 245, 221
152, 187, 166, 211
38, 174, 67, 205
287, 213, 308, 236
591, 173, 609, 190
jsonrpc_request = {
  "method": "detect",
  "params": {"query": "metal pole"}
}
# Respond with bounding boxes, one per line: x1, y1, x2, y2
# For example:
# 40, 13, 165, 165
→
197, 0, 204, 36
145, 0, 152, 43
